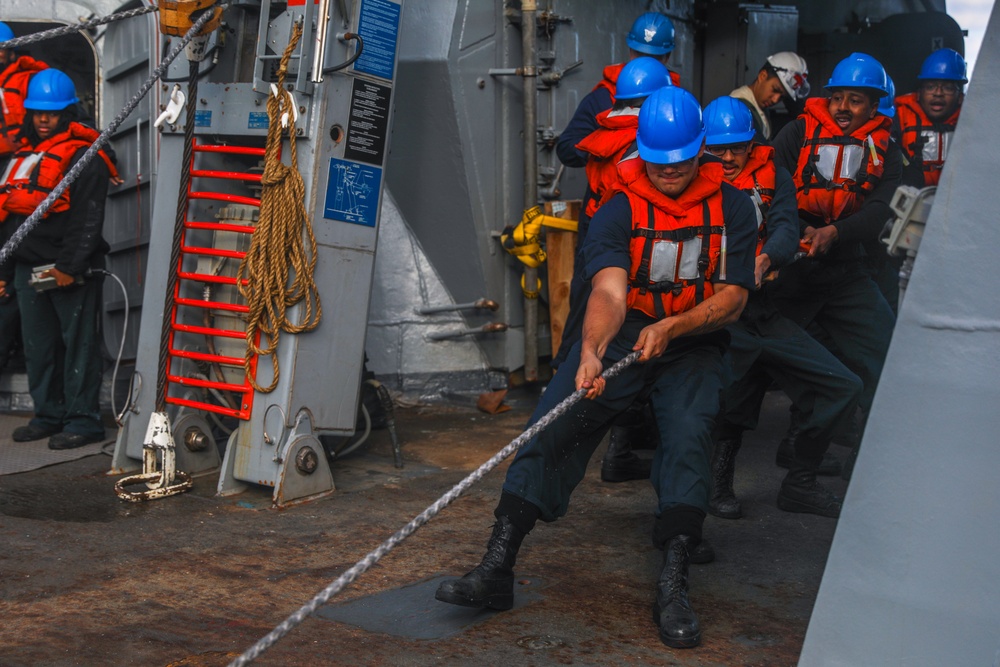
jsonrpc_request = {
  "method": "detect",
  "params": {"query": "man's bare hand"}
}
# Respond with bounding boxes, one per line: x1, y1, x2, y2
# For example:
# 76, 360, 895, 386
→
575, 350, 606, 399
803, 225, 838, 257
40, 267, 75, 287
754, 253, 772, 289
633, 319, 674, 362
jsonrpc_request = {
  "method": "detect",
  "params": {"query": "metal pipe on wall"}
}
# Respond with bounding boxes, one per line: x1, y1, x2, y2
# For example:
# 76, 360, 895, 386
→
521, 0, 539, 382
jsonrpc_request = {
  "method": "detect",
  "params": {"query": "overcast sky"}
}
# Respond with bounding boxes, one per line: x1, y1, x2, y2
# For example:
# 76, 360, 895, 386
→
949, 0, 996, 77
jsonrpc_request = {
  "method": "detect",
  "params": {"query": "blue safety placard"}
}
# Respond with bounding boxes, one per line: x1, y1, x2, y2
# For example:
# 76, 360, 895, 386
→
194, 110, 212, 127
324, 158, 382, 227
248, 112, 268, 129
354, 0, 400, 81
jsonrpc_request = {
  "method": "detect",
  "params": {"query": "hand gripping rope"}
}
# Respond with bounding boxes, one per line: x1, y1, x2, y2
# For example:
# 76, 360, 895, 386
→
0, 4, 230, 270
228, 350, 641, 667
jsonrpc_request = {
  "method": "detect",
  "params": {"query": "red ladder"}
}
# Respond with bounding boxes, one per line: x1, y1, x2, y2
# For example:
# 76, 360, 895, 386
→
163, 140, 265, 420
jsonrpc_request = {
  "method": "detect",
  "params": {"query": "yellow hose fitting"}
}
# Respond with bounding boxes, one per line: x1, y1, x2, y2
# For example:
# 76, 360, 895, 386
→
158, 0, 223, 37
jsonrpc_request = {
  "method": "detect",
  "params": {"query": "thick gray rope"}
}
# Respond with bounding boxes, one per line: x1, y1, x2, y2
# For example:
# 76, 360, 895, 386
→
0, 4, 227, 270
0, 6, 158, 50
228, 350, 642, 667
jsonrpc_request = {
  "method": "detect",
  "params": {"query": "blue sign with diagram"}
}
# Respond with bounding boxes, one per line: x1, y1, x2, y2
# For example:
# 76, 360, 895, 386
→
354, 0, 400, 81
324, 158, 382, 227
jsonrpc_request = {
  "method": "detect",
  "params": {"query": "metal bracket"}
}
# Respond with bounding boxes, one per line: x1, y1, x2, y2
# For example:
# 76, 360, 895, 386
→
114, 411, 194, 502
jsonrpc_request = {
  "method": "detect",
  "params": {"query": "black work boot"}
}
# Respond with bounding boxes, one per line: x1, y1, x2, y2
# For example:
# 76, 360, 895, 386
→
435, 516, 525, 610
601, 425, 652, 483
708, 436, 742, 519
652, 535, 701, 648
775, 432, 842, 476
776, 463, 842, 518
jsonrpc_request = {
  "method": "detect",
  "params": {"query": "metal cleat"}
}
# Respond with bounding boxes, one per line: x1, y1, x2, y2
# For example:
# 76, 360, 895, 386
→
153, 84, 186, 128
114, 412, 193, 502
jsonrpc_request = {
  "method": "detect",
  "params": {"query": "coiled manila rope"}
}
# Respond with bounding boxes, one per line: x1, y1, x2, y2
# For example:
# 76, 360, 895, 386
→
235, 21, 322, 393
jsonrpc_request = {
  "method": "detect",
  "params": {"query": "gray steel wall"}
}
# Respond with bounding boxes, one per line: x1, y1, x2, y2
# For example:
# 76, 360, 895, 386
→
800, 3, 1000, 664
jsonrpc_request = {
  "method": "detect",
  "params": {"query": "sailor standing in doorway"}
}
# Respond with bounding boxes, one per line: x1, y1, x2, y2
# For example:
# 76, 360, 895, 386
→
0, 21, 49, 374
0, 69, 119, 449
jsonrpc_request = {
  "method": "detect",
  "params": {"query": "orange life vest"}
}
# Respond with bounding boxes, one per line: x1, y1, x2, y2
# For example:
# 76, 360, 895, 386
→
614, 160, 727, 319
576, 107, 639, 217
0, 121, 119, 222
0, 56, 48, 153
792, 97, 891, 224
894, 92, 960, 186
730, 144, 775, 255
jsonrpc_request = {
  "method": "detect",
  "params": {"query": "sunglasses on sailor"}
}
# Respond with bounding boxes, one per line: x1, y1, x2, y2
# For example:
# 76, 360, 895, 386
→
647, 156, 698, 172
705, 142, 751, 157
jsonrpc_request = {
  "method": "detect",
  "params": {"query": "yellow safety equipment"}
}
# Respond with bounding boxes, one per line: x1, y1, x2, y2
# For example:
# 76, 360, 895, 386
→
158, 0, 222, 37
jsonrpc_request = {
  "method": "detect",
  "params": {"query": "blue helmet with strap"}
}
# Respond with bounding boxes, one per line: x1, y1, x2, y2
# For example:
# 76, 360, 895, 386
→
24, 69, 80, 111
616, 57, 671, 100
878, 75, 896, 118
825, 52, 889, 97
636, 86, 705, 164
703, 96, 756, 146
918, 48, 968, 83
627, 12, 675, 56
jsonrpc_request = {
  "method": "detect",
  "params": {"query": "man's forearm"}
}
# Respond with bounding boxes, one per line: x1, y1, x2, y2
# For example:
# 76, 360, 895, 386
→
660, 285, 748, 339
580, 286, 627, 360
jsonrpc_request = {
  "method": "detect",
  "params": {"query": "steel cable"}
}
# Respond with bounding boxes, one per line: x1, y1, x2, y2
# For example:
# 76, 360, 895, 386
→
155, 58, 201, 411
0, 6, 158, 50
228, 350, 642, 667
0, 5, 228, 275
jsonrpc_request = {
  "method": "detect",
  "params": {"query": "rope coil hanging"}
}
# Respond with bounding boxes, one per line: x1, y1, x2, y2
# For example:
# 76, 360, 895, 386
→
236, 20, 322, 393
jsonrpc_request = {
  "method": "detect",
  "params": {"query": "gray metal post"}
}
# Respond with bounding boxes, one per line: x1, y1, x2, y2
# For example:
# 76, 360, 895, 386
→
521, 0, 539, 382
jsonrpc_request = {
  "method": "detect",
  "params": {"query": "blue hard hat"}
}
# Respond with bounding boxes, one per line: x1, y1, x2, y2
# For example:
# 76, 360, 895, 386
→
918, 48, 968, 83
825, 52, 889, 97
703, 96, 756, 145
878, 75, 896, 118
24, 69, 79, 111
0, 22, 14, 43
616, 57, 671, 100
636, 86, 705, 164
627, 12, 675, 56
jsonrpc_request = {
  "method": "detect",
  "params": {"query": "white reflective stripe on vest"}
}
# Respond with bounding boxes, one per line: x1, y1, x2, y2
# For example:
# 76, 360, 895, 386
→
650, 237, 702, 283
920, 129, 952, 164
816, 144, 864, 183
11, 153, 41, 182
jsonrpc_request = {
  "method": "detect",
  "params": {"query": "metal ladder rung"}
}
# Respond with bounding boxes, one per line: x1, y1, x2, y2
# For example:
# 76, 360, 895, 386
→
191, 168, 263, 183
184, 221, 256, 234
166, 396, 246, 420
172, 322, 246, 339
168, 374, 247, 393
188, 192, 260, 207
174, 297, 249, 314
170, 349, 245, 366
181, 245, 247, 260
177, 271, 248, 287
194, 144, 266, 156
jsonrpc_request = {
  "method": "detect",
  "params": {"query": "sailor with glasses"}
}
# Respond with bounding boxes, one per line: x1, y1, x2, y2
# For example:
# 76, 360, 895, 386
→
700, 97, 861, 522
893, 48, 967, 187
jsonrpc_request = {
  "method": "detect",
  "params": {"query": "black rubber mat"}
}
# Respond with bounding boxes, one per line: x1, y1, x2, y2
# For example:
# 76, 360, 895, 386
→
315, 575, 545, 639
